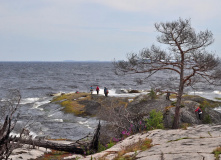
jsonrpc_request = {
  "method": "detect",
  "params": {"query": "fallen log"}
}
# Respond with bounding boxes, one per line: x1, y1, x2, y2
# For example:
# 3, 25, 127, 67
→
10, 121, 101, 155
12, 137, 85, 154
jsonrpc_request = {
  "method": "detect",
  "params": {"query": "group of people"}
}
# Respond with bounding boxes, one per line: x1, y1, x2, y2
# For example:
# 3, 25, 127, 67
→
90, 86, 109, 97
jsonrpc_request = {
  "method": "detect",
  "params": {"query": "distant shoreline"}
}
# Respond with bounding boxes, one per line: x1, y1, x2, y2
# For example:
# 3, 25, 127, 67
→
0, 61, 112, 63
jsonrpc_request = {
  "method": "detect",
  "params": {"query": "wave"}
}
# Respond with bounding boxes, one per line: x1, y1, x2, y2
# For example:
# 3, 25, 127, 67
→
47, 107, 64, 117
10, 130, 38, 139
32, 99, 51, 109
20, 97, 40, 104
78, 121, 88, 124
213, 90, 221, 94
78, 121, 93, 129
51, 119, 63, 122
107, 89, 147, 98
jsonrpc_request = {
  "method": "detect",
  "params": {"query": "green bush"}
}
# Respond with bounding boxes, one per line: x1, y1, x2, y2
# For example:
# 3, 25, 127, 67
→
98, 142, 106, 152
148, 89, 157, 100
97, 140, 116, 152
145, 109, 164, 130
107, 140, 115, 149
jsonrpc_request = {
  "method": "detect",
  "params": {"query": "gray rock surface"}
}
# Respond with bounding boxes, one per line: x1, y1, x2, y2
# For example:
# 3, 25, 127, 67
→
128, 94, 221, 128
82, 124, 221, 160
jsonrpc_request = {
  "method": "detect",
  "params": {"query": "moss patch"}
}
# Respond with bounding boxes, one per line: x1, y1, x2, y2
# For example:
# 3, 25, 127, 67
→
51, 92, 91, 116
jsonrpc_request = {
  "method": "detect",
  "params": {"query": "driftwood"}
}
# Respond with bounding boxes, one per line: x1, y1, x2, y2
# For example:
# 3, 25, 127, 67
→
12, 137, 85, 154
1, 115, 101, 156
6, 121, 101, 155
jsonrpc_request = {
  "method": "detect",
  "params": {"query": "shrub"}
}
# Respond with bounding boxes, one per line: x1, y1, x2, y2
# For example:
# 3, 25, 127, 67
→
107, 140, 115, 149
113, 138, 152, 160
145, 110, 164, 130
98, 142, 106, 152
212, 146, 221, 160
148, 89, 157, 100
200, 100, 211, 108
97, 140, 116, 153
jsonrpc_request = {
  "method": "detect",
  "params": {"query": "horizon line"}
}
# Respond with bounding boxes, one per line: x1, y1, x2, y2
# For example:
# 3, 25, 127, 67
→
0, 60, 113, 62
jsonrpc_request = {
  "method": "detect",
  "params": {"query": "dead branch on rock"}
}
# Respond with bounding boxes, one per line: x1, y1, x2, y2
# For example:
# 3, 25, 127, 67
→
0, 90, 23, 160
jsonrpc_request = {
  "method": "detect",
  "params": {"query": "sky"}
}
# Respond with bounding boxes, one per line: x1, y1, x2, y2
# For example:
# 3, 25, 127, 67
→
0, 0, 221, 62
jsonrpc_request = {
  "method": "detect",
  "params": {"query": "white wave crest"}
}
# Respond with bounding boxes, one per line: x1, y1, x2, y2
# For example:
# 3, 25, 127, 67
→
52, 119, 63, 122
32, 100, 50, 109
20, 97, 40, 104
213, 90, 221, 94
78, 121, 88, 124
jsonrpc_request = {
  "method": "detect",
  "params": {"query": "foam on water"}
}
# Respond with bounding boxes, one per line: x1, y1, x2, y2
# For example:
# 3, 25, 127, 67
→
78, 120, 94, 130
47, 107, 63, 117
78, 121, 88, 124
107, 89, 148, 97
189, 90, 221, 102
32, 99, 51, 109
20, 97, 40, 104
52, 119, 63, 122
213, 90, 221, 94
10, 130, 38, 139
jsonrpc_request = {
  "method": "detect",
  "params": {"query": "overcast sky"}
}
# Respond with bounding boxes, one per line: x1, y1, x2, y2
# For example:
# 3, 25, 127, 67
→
0, 0, 221, 61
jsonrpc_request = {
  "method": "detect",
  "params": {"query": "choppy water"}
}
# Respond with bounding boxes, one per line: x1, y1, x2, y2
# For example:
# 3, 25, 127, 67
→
0, 62, 221, 140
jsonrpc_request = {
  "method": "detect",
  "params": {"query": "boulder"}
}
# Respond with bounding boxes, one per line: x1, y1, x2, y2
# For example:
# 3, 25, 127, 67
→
115, 89, 128, 94
128, 90, 140, 93
78, 100, 101, 116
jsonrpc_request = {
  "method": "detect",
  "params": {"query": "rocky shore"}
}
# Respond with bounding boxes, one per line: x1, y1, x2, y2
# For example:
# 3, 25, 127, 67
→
9, 92, 221, 159
80, 124, 221, 160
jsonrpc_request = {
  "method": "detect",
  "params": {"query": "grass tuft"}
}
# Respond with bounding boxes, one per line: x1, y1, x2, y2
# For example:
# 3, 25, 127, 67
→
113, 138, 152, 160
168, 137, 190, 142
212, 146, 221, 160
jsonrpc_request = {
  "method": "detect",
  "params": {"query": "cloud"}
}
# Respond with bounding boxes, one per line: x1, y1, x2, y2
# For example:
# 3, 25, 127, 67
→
93, 0, 221, 20
0, 0, 220, 61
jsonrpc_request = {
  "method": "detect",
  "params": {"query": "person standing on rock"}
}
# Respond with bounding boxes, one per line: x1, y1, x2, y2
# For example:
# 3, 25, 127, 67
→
104, 87, 108, 97
90, 86, 93, 94
195, 106, 202, 120
166, 91, 170, 100
96, 86, 100, 95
